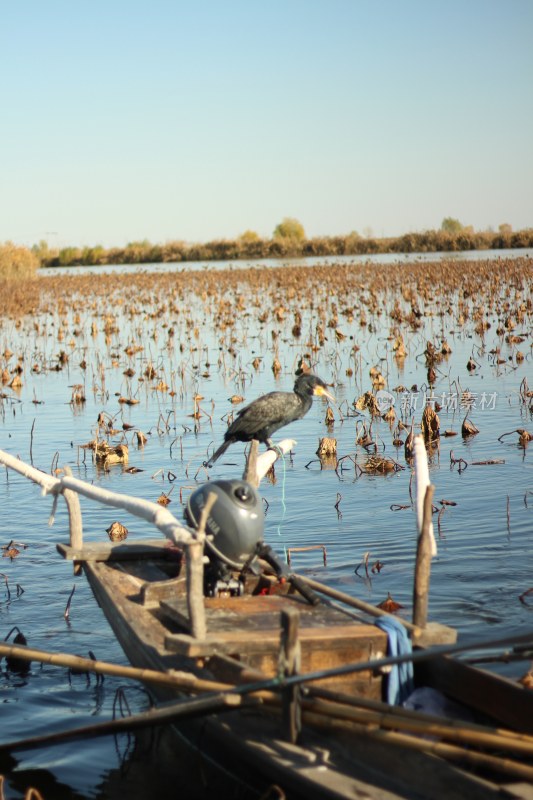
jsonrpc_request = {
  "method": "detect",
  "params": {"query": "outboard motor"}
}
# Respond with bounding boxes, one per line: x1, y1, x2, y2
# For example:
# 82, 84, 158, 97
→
185, 479, 264, 597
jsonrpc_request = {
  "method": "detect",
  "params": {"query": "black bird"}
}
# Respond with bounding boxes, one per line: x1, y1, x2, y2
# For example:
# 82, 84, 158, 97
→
205, 373, 334, 467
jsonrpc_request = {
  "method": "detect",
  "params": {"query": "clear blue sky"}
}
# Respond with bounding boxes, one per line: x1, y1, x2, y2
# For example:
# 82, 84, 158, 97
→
1, 0, 532, 249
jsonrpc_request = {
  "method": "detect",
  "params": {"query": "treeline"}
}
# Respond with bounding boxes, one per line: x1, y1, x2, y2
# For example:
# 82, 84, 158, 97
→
34, 227, 533, 268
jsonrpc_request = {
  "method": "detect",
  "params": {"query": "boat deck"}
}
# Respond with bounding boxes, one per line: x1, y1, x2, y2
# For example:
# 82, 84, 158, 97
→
59, 537, 389, 697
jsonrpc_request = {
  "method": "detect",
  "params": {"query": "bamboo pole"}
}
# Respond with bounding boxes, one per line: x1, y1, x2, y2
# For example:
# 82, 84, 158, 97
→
3, 631, 532, 701
302, 704, 533, 783
0, 692, 257, 754
302, 697, 533, 757
309, 685, 533, 743
292, 573, 419, 634
2, 642, 533, 762
0, 642, 279, 702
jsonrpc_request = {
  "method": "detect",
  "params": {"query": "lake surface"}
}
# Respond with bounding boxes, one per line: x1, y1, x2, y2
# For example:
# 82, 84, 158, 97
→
39, 246, 533, 277
0, 253, 532, 798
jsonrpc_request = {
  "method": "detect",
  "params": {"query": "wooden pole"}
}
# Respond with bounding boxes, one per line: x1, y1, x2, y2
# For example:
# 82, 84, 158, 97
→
243, 439, 259, 487
0, 642, 281, 701
0, 447, 195, 549
254, 438, 295, 483
414, 434, 436, 555
413, 483, 435, 628
186, 491, 217, 639
279, 609, 301, 743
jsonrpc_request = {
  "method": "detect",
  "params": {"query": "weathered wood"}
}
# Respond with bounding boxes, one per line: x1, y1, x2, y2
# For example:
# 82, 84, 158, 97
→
57, 538, 179, 562
70, 554, 533, 797
255, 438, 296, 483
414, 434, 437, 555
412, 484, 435, 628
141, 576, 187, 604
63, 465, 83, 574
302, 703, 533, 784
418, 654, 533, 735
243, 439, 260, 487
301, 578, 452, 645
186, 539, 206, 639
163, 593, 387, 696
186, 490, 216, 639
0, 447, 194, 548
280, 609, 302, 743
301, 696, 533, 756
411, 621, 457, 647
294, 573, 422, 635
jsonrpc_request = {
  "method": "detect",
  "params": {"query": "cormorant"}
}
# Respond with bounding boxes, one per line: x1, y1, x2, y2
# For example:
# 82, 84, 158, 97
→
205, 373, 334, 467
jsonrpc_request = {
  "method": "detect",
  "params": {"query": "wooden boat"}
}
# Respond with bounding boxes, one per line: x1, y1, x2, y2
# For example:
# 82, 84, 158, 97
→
52, 533, 533, 800
2, 444, 533, 800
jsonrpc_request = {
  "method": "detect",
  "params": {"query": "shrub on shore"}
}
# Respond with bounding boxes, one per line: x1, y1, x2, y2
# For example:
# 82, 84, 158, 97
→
0, 242, 39, 280
36, 227, 533, 269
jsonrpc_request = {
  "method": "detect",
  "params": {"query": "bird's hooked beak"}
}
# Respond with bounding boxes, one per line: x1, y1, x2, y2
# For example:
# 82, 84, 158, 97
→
313, 385, 335, 402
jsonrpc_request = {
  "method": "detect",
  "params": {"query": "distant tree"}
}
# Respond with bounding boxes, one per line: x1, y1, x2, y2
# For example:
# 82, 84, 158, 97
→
273, 217, 305, 241
81, 245, 105, 265
238, 230, 261, 243
124, 239, 152, 263
58, 246, 82, 266
498, 223, 513, 234
441, 217, 464, 233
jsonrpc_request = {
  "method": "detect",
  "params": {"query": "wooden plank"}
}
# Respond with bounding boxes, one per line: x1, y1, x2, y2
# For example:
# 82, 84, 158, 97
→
417, 654, 533, 735
161, 592, 381, 633
412, 621, 457, 647
141, 576, 187, 605
57, 538, 182, 562
164, 633, 240, 658
162, 595, 387, 658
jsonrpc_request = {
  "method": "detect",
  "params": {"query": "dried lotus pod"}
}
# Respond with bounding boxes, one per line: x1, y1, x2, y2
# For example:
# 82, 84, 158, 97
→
106, 521, 128, 541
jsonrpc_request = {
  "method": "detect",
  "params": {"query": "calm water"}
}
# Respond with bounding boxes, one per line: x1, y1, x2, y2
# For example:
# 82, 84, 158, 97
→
0, 253, 532, 798
39, 246, 533, 277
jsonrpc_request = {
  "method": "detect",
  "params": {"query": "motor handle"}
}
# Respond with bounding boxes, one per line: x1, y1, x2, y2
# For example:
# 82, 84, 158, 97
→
258, 544, 320, 606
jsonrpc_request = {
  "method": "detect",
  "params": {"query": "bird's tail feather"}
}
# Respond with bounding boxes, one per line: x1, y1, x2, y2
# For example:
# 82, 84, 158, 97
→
204, 438, 231, 468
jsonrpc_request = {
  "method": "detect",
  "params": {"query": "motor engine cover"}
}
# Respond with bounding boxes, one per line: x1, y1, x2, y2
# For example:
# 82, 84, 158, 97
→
185, 479, 264, 569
